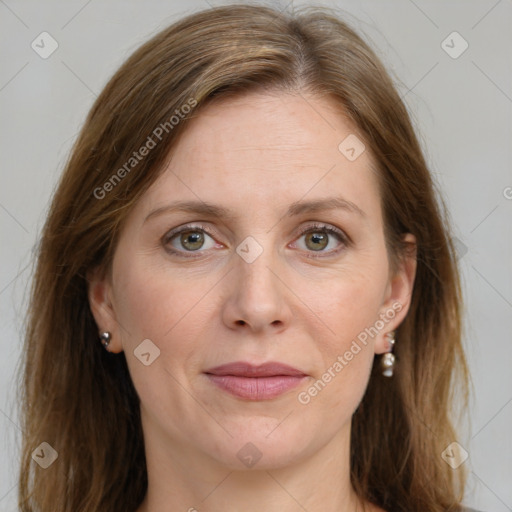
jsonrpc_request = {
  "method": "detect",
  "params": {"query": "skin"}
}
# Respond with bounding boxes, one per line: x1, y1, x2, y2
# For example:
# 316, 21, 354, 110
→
89, 91, 416, 512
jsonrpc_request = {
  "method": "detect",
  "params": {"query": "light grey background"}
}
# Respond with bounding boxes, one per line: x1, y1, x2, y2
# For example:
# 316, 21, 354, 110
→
1, 1, 511, 510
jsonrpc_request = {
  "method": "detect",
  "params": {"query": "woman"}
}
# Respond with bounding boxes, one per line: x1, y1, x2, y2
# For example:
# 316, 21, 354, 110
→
18, 4, 475, 511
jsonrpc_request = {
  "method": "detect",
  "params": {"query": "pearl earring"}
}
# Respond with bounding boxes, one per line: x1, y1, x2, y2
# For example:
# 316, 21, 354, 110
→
380, 332, 396, 377
100, 332, 111, 350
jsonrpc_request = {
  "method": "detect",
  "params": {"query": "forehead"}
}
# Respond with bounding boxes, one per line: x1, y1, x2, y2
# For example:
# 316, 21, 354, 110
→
139, 91, 381, 222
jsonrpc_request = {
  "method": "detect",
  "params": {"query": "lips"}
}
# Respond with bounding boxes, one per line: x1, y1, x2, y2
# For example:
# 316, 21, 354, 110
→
205, 361, 306, 377
204, 362, 308, 400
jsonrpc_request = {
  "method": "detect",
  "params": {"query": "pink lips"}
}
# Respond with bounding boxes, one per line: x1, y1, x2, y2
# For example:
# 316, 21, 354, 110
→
204, 362, 307, 400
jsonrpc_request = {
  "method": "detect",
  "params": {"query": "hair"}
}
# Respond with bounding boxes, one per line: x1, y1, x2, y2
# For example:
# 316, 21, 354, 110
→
18, 3, 469, 511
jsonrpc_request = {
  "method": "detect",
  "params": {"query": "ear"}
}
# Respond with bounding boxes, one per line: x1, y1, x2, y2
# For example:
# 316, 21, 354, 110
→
374, 233, 417, 355
86, 266, 124, 353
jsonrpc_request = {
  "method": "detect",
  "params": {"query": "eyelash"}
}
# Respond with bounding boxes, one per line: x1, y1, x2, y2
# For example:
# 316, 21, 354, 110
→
162, 222, 350, 259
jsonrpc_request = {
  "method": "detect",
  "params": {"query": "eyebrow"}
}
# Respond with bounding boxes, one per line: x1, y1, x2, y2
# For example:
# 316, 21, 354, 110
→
144, 196, 366, 224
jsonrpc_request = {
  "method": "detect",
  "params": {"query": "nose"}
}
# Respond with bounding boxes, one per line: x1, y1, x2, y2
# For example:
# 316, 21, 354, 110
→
221, 243, 293, 334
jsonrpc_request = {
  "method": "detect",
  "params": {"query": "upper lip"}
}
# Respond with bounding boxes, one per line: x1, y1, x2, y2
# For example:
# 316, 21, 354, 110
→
204, 361, 307, 377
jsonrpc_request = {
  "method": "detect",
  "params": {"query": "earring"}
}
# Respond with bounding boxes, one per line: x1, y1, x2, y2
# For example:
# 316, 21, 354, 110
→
380, 331, 396, 377
100, 332, 111, 351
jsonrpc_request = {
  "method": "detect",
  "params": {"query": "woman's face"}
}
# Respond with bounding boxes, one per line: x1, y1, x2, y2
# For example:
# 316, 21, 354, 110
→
89, 91, 415, 471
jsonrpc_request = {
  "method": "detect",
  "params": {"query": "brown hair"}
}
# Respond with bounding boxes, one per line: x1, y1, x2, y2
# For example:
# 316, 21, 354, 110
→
18, 4, 468, 511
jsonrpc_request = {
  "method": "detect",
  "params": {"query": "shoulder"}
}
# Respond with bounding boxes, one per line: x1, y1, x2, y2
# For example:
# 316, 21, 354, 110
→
460, 507, 484, 512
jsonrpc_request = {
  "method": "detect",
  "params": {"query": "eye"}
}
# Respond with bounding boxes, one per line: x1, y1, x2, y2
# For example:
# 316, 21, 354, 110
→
292, 223, 348, 257
162, 222, 349, 259
163, 224, 218, 255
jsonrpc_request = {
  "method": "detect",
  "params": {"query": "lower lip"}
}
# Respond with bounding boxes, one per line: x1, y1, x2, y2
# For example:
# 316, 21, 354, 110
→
205, 374, 307, 400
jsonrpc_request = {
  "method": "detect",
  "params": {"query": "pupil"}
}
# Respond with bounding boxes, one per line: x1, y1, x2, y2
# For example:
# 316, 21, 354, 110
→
308, 232, 327, 251
182, 231, 203, 250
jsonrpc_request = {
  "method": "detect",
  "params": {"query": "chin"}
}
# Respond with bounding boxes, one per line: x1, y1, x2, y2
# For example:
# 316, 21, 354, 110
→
199, 418, 321, 471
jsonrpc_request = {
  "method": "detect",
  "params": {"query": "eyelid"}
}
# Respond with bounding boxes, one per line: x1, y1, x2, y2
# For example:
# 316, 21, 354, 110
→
162, 222, 217, 244
294, 221, 350, 243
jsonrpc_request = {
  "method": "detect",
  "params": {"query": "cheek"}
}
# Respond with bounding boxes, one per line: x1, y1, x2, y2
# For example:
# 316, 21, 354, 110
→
111, 251, 218, 383
295, 263, 388, 409
112, 252, 200, 342
110, 254, 213, 416
307, 263, 388, 344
